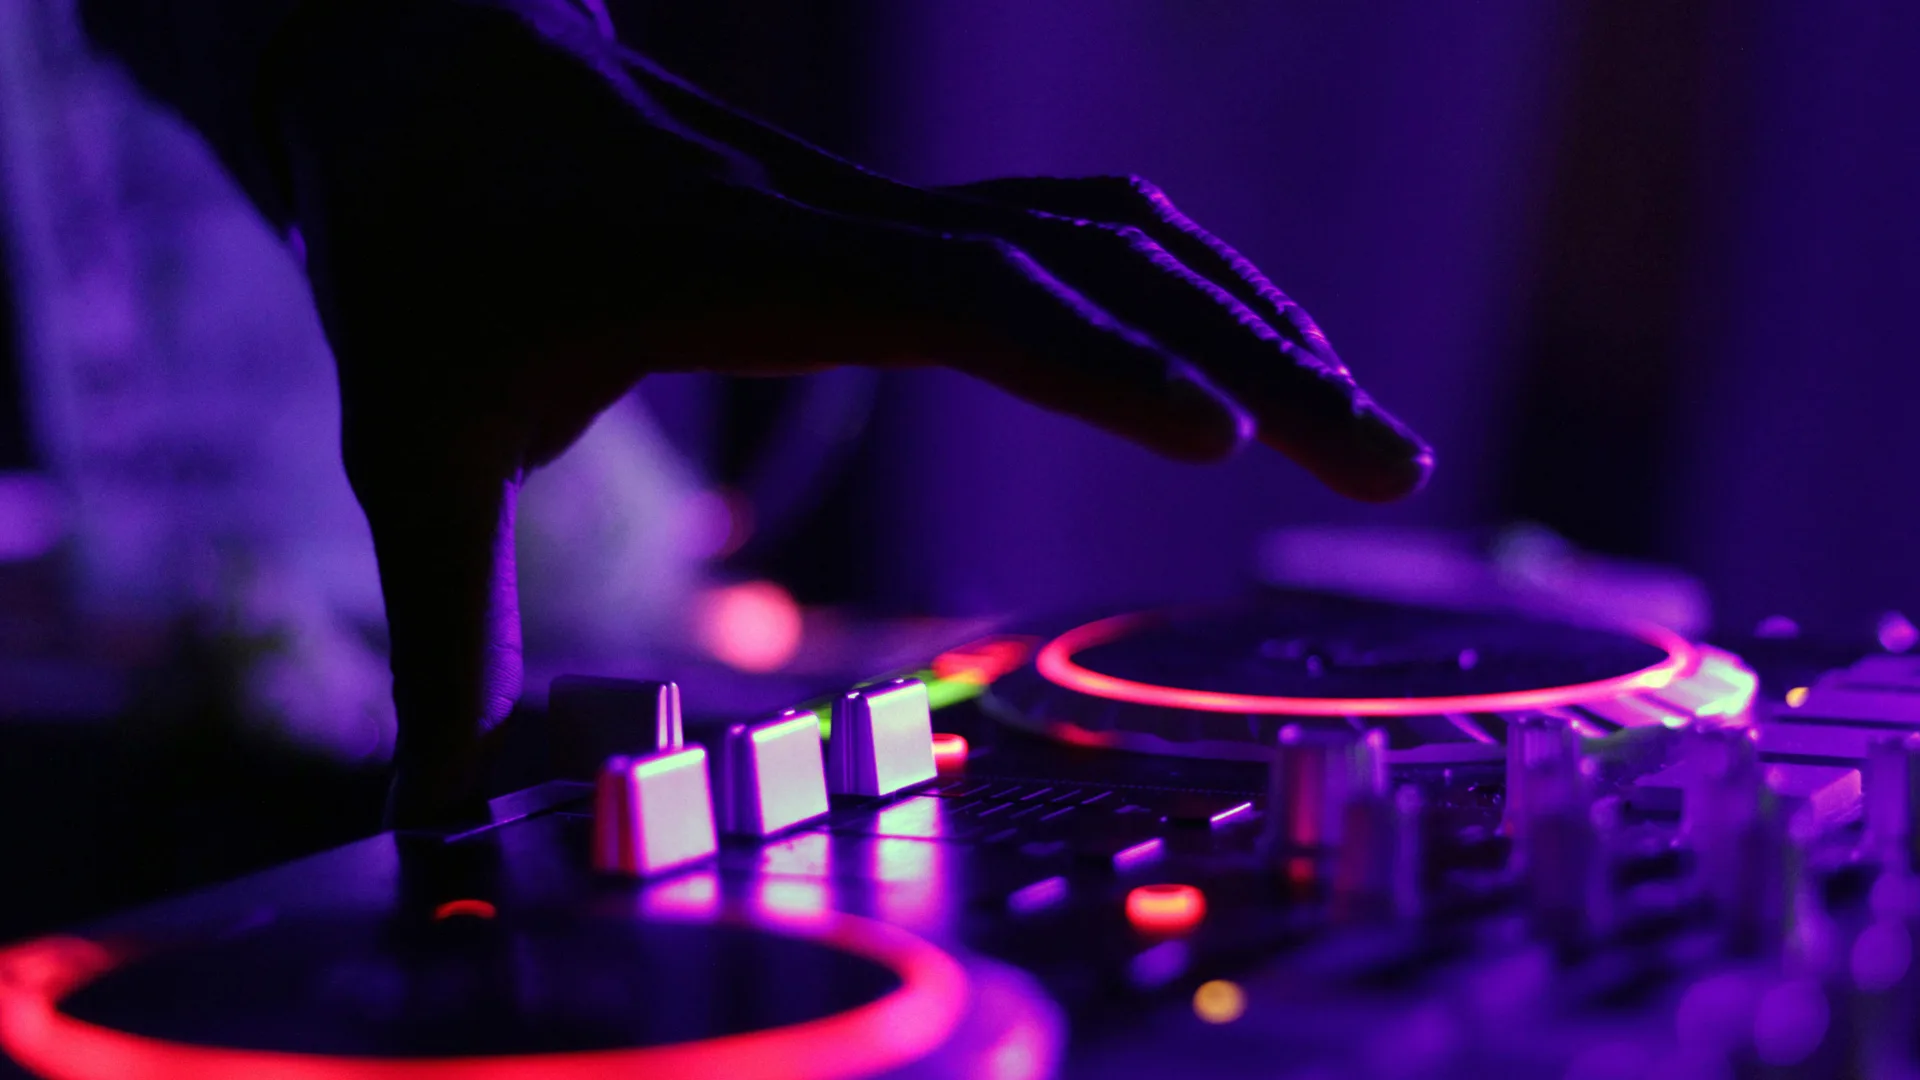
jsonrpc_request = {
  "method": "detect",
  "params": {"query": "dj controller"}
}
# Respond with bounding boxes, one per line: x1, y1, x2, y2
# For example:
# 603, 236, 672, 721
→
6, 589, 1920, 1079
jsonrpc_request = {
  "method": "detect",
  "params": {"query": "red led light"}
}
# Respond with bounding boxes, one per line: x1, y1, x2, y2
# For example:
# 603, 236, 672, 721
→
1037, 613, 1695, 717
931, 637, 1034, 684
931, 733, 969, 773
1125, 884, 1206, 936
433, 899, 497, 921
0, 911, 967, 1080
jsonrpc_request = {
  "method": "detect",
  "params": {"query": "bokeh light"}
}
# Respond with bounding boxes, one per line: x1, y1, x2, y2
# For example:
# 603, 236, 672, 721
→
695, 580, 802, 672
1192, 980, 1246, 1024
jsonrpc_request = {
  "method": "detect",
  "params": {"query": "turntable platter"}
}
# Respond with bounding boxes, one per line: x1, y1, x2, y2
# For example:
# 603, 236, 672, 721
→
986, 592, 1751, 762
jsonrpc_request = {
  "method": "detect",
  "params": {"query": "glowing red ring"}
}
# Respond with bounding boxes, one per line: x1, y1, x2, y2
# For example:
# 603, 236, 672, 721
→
0, 910, 968, 1080
1035, 611, 1696, 716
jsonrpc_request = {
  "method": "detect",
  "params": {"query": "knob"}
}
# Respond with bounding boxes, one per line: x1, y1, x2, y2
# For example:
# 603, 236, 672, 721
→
592, 746, 716, 877
550, 677, 684, 780
1264, 725, 1387, 852
1331, 784, 1425, 924
828, 679, 935, 797
1682, 727, 1782, 955
1517, 748, 1605, 946
1863, 732, 1920, 867
1501, 712, 1580, 849
718, 710, 830, 837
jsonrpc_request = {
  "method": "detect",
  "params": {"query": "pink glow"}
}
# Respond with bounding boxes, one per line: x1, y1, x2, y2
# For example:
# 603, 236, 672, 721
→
0, 911, 968, 1080
696, 581, 803, 673
1036, 612, 1695, 717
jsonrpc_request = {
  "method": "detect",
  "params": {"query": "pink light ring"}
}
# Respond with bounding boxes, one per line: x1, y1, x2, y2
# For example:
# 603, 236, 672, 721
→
1035, 612, 1699, 718
0, 909, 970, 1080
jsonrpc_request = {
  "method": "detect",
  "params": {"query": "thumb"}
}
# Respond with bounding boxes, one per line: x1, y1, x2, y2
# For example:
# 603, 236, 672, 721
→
345, 420, 525, 831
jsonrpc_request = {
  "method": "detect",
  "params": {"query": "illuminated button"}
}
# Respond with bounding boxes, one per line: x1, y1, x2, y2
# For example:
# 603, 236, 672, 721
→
1785, 686, 1810, 708
549, 677, 684, 779
718, 710, 830, 838
1125, 883, 1206, 935
432, 899, 496, 921
592, 747, 716, 877
828, 679, 936, 797
932, 732, 969, 773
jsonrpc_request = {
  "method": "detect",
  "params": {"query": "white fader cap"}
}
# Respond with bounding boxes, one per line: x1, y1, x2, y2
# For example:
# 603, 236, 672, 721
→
592, 746, 717, 877
718, 710, 831, 837
828, 678, 936, 798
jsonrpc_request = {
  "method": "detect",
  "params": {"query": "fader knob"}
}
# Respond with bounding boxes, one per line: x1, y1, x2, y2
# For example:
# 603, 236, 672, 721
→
549, 677, 684, 780
592, 746, 717, 877
718, 709, 830, 837
1264, 725, 1387, 852
828, 679, 936, 797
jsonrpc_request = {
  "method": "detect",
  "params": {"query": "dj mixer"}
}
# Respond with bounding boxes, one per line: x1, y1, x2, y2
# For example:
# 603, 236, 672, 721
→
5, 589, 1920, 1079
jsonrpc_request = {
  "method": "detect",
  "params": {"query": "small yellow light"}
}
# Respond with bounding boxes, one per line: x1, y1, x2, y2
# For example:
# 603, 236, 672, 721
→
1785, 686, 1809, 709
1192, 979, 1246, 1024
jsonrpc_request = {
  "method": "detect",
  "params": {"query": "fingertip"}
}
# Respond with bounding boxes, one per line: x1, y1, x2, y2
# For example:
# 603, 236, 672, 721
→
1335, 446, 1435, 503
1257, 393, 1435, 501
1152, 374, 1252, 463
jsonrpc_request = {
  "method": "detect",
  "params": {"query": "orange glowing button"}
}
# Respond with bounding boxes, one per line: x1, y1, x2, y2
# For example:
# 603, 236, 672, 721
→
931, 733, 969, 773
1125, 884, 1206, 936
433, 899, 497, 921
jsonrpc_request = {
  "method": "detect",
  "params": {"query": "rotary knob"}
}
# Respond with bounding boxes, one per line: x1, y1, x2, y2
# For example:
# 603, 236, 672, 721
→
1501, 712, 1580, 852
1263, 724, 1388, 852
1863, 732, 1920, 868
1330, 784, 1425, 925
1515, 743, 1604, 946
1682, 727, 1782, 955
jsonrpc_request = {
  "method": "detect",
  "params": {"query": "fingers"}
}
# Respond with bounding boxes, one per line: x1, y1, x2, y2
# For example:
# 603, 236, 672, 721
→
953, 207, 1430, 502
923, 236, 1255, 465
679, 203, 1251, 464
942, 175, 1337, 366
609, 45, 1429, 497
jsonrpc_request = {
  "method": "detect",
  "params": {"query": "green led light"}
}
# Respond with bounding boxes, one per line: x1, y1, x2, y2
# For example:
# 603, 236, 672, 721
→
811, 670, 988, 741
925, 675, 987, 711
